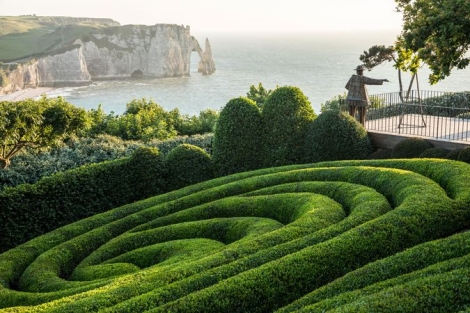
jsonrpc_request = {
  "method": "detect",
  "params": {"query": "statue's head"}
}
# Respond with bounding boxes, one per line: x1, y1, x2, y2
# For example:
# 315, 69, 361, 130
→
355, 64, 366, 75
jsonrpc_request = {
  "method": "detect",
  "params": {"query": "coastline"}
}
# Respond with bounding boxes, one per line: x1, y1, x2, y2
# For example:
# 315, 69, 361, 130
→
0, 87, 55, 102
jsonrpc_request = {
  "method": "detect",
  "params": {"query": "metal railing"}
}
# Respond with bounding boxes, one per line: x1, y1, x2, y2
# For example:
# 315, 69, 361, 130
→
350, 90, 470, 142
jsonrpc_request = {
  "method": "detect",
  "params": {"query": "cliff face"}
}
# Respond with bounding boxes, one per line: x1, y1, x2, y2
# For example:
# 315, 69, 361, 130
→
0, 24, 215, 95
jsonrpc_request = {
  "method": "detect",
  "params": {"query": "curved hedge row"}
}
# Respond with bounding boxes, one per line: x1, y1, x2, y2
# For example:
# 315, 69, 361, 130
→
0, 147, 167, 252
0, 159, 469, 312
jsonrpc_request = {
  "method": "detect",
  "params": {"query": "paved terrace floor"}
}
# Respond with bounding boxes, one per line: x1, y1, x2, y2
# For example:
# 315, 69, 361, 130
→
365, 114, 470, 150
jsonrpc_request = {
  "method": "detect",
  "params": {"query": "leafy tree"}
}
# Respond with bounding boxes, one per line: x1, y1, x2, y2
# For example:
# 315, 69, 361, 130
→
85, 104, 115, 137
395, 0, 470, 84
262, 86, 316, 166
246, 83, 274, 110
0, 96, 88, 169
105, 98, 177, 141
360, 40, 422, 102
212, 97, 263, 176
174, 108, 219, 136
320, 92, 347, 112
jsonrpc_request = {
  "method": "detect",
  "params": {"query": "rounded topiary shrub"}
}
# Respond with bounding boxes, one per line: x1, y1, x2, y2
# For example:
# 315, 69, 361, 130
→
457, 146, 470, 163
419, 147, 450, 159
212, 97, 263, 176
304, 110, 373, 162
368, 148, 392, 160
262, 86, 316, 166
391, 137, 433, 159
446, 148, 462, 160
165, 144, 213, 190
128, 146, 167, 195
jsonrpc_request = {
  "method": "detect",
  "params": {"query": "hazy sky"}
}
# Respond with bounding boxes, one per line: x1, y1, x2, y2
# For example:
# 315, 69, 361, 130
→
0, 0, 403, 33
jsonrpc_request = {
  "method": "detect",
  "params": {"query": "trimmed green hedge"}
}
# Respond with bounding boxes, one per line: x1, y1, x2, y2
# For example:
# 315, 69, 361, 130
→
262, 86, 316, 167
458, 146, 470, 163
0, 159, 469, 312
304, 110, 373, 162
212, 97, 263, 176
0, 146, 166, 253
391, 137, 433, 158
165, 144, 213, 190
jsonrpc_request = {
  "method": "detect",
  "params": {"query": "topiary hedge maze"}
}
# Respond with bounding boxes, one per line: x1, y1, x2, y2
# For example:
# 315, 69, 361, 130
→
1, 159, 470, 312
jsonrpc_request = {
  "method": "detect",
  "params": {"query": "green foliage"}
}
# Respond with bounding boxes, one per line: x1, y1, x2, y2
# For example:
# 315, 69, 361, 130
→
212, 97, 263, 176
0, 146, 166, 252
457, 112, 470, 119
396, 0, 470, 84
320, 92, 348, 113
391, 137, 433, 159
262, 86, 316, 167
458, 146, 470, 163
304, 111, 373, 162
0, 68, 8, 87
446, 148, 463, 160
174, 109, 219, 136
368, 148, 392, 159
0, 96, 88, 168
0, 16, 118, 62
419, 147, 450, 159
360, 45, 395, 69
165, 144, 213, 190
1, 159, 468, 311
86, 101, 217, 140
246, 82, 274, 110
104, 98, 177, 141
0, 133, 213, 191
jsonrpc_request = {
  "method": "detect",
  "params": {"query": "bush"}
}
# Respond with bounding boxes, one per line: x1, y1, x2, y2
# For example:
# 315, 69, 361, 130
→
0, 134, 213, 192
0, 147, 167, 252
262, 86, 316, 166
165, 144, 213, 190
368, 148, 392, 159
458, 146, 470, 163
304, 111, 373, 163
391, 137, 433, 158
212, 97, 263, 176
446, 148, 463, 160
419, 147, 450, 158
320, 92, 347, 113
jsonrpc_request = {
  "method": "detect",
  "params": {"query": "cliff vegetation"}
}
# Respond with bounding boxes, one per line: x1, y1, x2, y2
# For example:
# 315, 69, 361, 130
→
0, 15, 119, 62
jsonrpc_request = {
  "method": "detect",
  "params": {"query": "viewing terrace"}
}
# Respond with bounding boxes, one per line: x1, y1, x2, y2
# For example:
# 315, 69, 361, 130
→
363, 90, 470, 150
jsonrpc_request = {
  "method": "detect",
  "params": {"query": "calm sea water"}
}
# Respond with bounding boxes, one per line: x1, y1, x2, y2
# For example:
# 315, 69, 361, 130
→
46, 31, 470, 116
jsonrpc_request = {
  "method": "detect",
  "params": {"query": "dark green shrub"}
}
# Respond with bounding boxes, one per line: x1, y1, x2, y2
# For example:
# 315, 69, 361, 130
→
262, 86, 316, 167
165, 144, 213, 190
446, 148, 463, 160
368, 148, 392, 159
391, 137, 433, 158
0, 147, 166, 252
458, 146, 470, 163
0, 134, 213, 192
212, 97, 263, 176
419, 147, 450, 158
304, 111, 373, 162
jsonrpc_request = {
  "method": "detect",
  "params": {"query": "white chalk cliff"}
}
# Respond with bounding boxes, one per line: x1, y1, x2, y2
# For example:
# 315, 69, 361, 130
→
0, 24, 215, 95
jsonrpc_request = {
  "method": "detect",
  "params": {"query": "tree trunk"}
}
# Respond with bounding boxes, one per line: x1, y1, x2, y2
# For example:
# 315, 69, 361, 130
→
0, 157, 10, 169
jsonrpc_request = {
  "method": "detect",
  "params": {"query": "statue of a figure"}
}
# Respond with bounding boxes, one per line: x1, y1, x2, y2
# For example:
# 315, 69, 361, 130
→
345, 65, 389, 125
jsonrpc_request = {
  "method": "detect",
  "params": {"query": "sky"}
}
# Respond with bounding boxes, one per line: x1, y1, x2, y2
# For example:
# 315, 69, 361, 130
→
0, 0, 403, 33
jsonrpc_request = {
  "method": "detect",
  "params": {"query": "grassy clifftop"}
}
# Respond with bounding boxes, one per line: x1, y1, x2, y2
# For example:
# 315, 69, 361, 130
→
0, 15, 119, 62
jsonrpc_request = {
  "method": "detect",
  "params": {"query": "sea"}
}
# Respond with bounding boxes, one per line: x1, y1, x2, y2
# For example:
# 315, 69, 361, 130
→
45, 31, 470, 116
